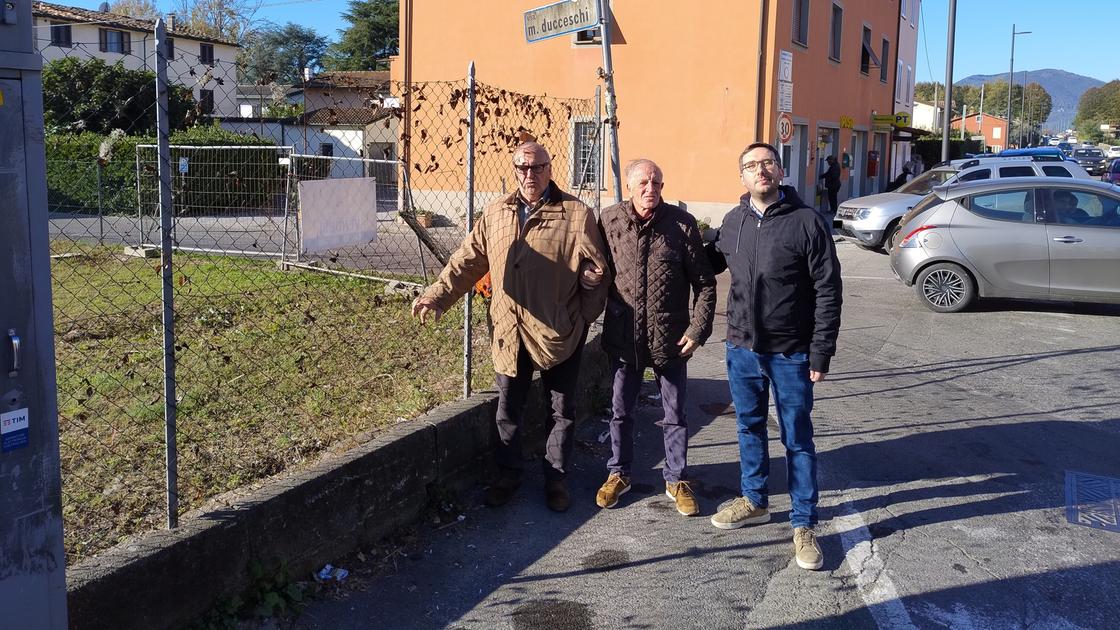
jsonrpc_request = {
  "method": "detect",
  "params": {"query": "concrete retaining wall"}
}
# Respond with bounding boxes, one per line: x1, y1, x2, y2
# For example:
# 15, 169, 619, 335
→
65, 336, 609, 629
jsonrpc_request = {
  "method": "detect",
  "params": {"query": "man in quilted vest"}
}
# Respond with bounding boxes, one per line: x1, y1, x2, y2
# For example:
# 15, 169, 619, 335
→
411, 142, 611, 512
594, 159, 717, 516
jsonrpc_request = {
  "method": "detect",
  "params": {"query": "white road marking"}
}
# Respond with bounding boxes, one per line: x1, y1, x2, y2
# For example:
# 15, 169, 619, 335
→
843, 275, 894, 281
834, 499, 918, 630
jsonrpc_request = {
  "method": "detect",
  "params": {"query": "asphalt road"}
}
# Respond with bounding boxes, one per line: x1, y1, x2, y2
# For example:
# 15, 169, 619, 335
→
293, 242, 1120, 629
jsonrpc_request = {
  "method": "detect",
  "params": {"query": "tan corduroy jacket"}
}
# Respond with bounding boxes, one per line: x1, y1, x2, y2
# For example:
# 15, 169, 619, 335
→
421, 182, 611, 376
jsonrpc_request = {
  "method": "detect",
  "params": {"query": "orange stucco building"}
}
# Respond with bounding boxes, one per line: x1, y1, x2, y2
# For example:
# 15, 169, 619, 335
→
950, 112, 1009, 153
392, 0, 919, 222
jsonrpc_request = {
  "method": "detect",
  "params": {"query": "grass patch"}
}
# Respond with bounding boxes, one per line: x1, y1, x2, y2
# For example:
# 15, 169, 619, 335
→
53, 244, 492, 562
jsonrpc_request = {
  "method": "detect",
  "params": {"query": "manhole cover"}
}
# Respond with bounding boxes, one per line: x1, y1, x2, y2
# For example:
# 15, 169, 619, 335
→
1065, 471, 1120, 533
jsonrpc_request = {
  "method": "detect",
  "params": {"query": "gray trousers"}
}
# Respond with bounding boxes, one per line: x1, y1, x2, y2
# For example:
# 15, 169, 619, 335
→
494, 333, 585, 482
607, 358, 688, 483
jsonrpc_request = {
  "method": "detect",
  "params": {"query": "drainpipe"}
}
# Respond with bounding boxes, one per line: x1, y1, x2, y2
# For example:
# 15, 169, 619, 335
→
754, 0, 769, 142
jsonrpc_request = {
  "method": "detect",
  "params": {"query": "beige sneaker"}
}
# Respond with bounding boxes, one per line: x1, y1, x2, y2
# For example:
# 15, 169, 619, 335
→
709, 496, 770, 529
793, 527, 824, 570
665, 481, 700, 516
595, 472, 631, 509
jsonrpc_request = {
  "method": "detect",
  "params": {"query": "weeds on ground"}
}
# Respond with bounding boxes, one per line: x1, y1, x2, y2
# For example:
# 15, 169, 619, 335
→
52, 244, 492, 562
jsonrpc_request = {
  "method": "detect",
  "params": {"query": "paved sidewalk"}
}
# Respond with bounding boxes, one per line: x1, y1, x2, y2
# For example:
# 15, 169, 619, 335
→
294, 246, 1120, 629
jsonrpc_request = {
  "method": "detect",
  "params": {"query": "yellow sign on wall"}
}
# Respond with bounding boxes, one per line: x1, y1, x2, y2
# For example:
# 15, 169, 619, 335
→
840, 116, 854, 129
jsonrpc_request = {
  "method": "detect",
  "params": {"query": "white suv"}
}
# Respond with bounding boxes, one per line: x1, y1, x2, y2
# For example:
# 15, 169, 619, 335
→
836, 155, 1091, 251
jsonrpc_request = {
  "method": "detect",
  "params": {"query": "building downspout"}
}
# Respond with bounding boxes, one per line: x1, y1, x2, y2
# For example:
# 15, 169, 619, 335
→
754, 0, 769, 142
888, 2, 903, 179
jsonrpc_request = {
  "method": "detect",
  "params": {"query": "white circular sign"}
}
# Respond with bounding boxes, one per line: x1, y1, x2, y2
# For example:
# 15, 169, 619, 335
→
777, 112, 794, 144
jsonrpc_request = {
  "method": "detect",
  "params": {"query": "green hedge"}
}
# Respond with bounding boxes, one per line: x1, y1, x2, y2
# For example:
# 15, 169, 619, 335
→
46, 125, 283, 217
913, 137, 984, 167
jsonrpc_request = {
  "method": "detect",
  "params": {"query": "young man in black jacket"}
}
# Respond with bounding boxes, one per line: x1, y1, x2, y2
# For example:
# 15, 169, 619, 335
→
707, 142, 842, 571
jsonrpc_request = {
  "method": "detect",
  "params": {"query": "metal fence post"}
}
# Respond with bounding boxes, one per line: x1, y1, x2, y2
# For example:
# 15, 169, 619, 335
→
595, 85, 603, 215
154, 19, 178, 529
463, 62, 477, 399
96, 160, 105, 245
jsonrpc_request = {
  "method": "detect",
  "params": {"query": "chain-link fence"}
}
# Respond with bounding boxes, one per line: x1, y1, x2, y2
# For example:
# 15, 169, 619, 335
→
45, 23, 602, 563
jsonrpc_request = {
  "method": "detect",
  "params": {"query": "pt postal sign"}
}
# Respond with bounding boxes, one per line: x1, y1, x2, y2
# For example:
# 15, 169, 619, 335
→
524, 0, 599, 43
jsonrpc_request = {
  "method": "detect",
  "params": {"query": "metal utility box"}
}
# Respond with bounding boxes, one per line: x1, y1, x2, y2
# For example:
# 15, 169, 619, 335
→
0, 0, 69, 627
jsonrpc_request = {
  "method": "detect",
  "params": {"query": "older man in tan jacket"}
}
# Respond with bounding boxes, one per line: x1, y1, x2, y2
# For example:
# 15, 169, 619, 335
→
412, 141, 610, 512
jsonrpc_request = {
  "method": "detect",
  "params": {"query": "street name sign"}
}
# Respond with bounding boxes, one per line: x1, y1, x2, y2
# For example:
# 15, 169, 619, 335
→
524, 0, 599, 43
872, 113, 894, 132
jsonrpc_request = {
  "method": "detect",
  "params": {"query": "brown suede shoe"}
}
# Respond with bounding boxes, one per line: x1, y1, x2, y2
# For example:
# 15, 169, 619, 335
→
665, 480, 700, 516
545, 479, 570, 512
484, 474, 521, 507
596, 473, 632, 509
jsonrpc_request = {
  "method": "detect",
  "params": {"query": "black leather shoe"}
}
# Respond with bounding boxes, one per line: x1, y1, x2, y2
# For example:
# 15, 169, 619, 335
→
484, 475, 521, 507
545, 479, 570, 512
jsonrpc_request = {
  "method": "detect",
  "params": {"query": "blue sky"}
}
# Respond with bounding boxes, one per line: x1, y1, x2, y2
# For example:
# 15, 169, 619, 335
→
68, 0, 1117, 84
916, 0, 1117, 83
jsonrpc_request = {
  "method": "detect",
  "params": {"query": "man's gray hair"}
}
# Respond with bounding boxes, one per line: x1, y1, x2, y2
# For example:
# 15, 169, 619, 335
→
512, 141, 551, 162
624, 158, 662, 182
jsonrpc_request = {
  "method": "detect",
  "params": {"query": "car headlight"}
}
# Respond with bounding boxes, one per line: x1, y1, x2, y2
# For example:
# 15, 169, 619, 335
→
852, 208, 871, 220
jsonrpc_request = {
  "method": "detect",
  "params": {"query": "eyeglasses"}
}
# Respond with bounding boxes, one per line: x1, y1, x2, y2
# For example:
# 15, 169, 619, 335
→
741, 159, 778, 173
514, 162, 551, 174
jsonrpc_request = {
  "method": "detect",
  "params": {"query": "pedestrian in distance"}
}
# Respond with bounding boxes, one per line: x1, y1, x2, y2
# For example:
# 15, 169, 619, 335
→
818, 154, 842, 216
411, 141, 611, 513
593, 159, 717, 516
905, 153, 925, 178
885, 165, 912, 193
707, 142, 843, 571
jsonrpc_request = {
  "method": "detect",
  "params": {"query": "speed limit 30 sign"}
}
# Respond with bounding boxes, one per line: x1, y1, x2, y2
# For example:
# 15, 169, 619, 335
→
777, 112, 794, 144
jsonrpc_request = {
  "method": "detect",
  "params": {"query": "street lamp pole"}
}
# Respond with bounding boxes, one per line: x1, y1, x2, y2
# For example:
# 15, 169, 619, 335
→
1007, 24, 1031, 147
940, 0, 958, 161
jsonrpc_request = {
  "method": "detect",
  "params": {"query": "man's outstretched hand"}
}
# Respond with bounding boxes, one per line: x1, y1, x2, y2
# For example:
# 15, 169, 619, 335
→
411, 297, 443, 324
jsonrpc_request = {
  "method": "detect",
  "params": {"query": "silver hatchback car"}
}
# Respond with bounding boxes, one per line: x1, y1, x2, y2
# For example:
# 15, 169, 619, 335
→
890, 177, 1120, 312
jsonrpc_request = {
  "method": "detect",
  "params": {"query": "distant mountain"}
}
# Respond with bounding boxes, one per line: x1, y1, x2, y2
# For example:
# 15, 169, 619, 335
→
956, 69, 1104, 132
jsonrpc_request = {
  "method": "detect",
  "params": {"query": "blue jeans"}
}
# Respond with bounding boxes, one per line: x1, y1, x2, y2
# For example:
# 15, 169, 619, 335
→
725, 342, 818, 529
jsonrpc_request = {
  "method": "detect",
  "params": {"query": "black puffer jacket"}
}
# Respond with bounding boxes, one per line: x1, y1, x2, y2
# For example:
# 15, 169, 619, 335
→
599, 200, 717, 368
712, 187, 842, 373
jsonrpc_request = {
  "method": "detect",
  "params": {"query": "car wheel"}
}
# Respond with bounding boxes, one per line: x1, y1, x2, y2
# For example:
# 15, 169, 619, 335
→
915, 262, 976, 313
883, 222, 902, 252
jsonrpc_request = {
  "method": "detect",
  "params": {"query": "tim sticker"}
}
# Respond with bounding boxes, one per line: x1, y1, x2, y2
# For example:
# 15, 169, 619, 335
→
1, 407, 29, 452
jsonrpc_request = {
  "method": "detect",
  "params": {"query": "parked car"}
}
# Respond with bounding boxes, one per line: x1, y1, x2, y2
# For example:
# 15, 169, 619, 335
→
1106, 146, 1120, 159
836, 155, 1090, 252
1103, 158, 1120, 185
1069, 148, 1109, 176
890, 177, 1120, 312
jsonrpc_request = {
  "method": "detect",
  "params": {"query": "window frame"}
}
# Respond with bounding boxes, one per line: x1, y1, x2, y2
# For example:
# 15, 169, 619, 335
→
828, 3, 843, 62
319, 142, 334, 157
965, 188, 1038, 223
99, 28, 131, 54
570, 117, 602, 190
573, 27, 601, 46
792, 0, 810, 47
1041, 166, 1073, 178
879, 38, 890, 82
859, 26, 873, 75
1040, 187, 1120, 227
199, 89, 214, 115
199, 42, 215, 66
165, 37, 175, 60
999, 166, 1035, 178
895, 59, 903, 102
50, 22, 72, 48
